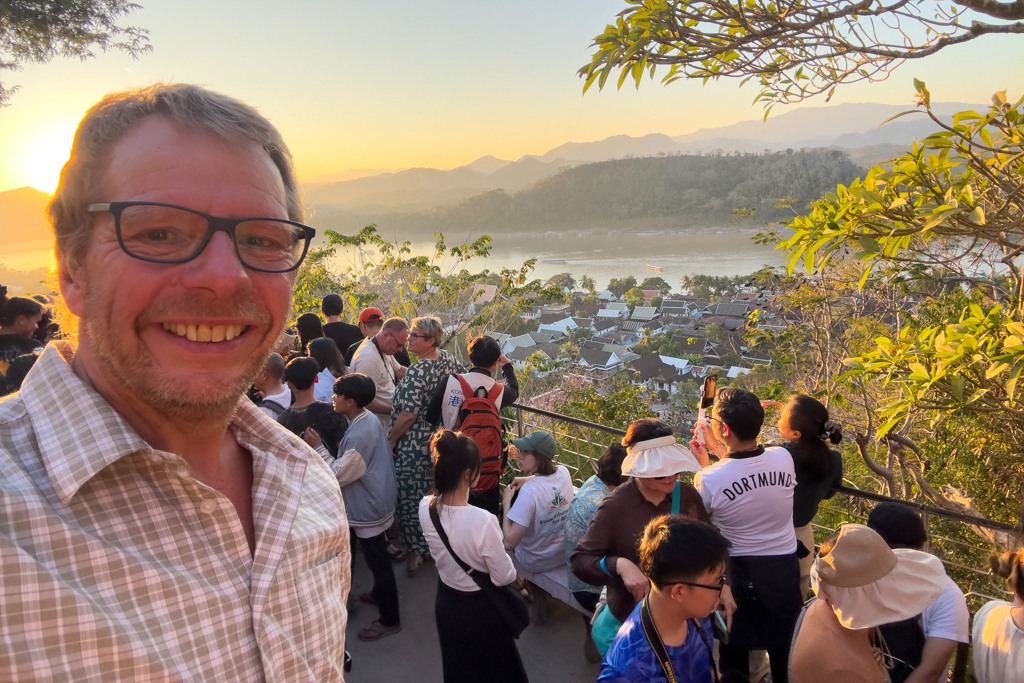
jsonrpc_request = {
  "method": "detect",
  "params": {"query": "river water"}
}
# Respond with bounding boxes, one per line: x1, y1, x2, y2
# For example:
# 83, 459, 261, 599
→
331, 226, 785, 288
3, 226, 785, 291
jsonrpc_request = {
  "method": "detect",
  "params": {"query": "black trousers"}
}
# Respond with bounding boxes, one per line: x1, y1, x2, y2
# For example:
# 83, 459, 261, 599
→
435, 579, 528, 683
720, 642, 789, 683
360, 532, 400, 627
469, 486, 502, 519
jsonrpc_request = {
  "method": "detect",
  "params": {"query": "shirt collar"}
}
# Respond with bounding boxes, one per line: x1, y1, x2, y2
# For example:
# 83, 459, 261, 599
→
20, 345, 306, 504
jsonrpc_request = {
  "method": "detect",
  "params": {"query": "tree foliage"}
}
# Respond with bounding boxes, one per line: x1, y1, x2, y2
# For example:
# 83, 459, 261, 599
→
1, 0, 151, 106
291, 224, 550, 353
579, 0, 1024, 106
641, 276, 672, 294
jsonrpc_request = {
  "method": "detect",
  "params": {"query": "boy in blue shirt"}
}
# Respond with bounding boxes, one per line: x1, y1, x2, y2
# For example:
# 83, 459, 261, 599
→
599, 516, 730, 683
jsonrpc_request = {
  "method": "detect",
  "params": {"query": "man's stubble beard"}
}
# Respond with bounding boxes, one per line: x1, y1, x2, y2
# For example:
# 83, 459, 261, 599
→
83, 288, 278, 425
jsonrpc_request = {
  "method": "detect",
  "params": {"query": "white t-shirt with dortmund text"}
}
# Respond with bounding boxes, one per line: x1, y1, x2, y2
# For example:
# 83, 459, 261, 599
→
507, 465, 574, 572
694, 445, 797, 557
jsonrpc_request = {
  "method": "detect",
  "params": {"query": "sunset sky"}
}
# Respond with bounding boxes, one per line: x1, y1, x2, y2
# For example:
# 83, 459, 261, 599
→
1, 0, 1021, 194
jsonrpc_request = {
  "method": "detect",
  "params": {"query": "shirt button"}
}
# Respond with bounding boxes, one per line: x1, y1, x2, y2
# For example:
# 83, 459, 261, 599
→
199, 499, 217, 514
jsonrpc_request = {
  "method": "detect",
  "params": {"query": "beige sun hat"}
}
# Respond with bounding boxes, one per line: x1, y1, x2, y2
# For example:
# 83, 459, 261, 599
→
620, 435, 702, 478
816, 524, 948, 629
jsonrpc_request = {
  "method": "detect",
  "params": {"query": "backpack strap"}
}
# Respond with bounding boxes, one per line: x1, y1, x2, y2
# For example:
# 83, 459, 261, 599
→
640, 596, 719, 683
454, 374, 474, 400
486, 381, 502, 403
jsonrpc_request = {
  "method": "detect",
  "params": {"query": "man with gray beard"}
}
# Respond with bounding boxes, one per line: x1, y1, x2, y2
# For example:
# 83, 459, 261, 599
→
0, 84, 350, 681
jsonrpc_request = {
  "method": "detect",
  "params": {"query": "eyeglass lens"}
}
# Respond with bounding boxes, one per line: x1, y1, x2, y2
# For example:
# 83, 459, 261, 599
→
117, 204, 306, 271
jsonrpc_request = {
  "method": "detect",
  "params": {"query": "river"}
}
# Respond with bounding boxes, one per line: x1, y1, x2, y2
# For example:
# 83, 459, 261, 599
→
2, 226, 785, 291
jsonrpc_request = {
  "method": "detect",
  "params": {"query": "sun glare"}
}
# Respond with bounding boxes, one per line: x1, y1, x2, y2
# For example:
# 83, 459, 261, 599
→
17, 122, 77, 194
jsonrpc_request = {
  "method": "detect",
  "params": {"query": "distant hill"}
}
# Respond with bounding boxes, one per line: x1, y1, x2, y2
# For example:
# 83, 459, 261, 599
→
313, 149, 862, 237
305, 101, 978, 214
0, 187, 52, 246
305, 156, 574, 210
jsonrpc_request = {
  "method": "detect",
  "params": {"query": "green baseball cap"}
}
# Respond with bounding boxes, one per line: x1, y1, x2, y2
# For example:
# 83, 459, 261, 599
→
510, 430, 557, 459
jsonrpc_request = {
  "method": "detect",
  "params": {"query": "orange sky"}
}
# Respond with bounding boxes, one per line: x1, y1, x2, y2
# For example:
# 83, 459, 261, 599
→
1, 0, 1020, 194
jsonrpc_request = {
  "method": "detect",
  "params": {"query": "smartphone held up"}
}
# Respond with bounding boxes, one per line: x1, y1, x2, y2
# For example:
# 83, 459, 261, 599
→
695, 375, 717, 446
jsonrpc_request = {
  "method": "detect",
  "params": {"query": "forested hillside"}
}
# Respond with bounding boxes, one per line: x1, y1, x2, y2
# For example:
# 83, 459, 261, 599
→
392, 149, 861, 231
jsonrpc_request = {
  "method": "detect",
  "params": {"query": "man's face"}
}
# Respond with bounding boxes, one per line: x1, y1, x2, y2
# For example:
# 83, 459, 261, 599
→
61, 115, 295, 420
379, 328, 409, 356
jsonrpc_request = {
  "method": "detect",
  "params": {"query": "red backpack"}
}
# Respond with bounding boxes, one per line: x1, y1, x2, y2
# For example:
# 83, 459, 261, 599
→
453, 375, 505, 492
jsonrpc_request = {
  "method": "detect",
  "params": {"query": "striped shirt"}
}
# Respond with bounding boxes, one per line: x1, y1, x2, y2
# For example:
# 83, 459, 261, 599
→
0, 345, 351, 681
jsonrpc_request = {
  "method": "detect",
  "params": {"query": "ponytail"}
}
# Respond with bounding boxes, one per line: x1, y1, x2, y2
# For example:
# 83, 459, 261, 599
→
785, 395, 842, 483
430, 430, 481, 509
989, 549, 1024, 601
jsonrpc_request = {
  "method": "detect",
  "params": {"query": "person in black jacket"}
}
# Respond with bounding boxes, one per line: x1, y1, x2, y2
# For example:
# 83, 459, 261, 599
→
276, 357, 347, 458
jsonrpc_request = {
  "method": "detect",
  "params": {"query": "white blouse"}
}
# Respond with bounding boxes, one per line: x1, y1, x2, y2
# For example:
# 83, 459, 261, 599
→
972, 600, 1024, 683
418, 496, 517, 592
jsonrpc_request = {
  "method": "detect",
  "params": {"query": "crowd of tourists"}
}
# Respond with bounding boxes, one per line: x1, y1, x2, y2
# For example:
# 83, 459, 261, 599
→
0, 82, 1020, 683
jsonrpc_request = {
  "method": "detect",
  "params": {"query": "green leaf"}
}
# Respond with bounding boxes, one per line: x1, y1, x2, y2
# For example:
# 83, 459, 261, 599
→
968, 206, 985, 224
858, 236, 880, 253
950, 374, 964, 401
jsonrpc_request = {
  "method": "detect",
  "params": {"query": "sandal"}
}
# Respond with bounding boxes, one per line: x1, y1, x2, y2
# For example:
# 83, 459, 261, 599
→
405, 552, 424, 577
357, 619, 402, 642
386, 544, 404, 563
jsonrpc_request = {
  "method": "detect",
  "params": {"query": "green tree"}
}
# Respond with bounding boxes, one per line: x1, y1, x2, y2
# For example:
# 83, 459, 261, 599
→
608, 275, 637, 298
624, 287, 645, 309
546, 272, 577, 291
579, 0, 1023, 107
1, 1, 151, 106
555, 382, 656, 430
580, 275, 597, 292
641, 276, 672, 295
704, 323, 724, 344
650, 295, 664, 309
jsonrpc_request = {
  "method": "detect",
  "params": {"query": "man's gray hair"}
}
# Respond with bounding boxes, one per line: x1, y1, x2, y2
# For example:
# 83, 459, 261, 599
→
48, 83, 302, 272
381, 317, 409, 334
411, 316, 443, 348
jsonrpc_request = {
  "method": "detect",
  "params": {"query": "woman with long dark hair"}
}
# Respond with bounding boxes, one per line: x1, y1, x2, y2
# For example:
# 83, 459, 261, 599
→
295, 312, 324, 352
772, 394, 843, 597
418, 430, 527, 683
307, 337, 346, 402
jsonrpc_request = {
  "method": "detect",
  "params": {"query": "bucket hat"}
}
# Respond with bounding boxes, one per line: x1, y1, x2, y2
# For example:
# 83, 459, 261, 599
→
620, 435, 702, 478
816, 524, 947, 629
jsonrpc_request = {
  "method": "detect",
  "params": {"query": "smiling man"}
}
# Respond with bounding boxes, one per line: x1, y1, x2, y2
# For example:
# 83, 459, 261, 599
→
0, 84, 350, 681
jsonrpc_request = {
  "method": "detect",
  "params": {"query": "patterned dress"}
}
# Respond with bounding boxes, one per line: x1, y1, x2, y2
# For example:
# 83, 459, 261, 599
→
391, 350, 462, 556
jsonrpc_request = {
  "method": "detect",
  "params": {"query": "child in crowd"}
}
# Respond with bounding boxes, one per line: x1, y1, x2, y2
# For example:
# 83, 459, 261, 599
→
690, 387, 802, 683
305, 373, 400, 642
598, 516, 729, 683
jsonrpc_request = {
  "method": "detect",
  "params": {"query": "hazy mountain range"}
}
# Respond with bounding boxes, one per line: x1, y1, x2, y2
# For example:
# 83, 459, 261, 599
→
0, 101, 981, 254
303, 101, 976, 212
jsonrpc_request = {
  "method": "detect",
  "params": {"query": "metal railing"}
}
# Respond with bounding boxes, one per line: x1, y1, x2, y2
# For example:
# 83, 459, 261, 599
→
503, 402, 1016, 611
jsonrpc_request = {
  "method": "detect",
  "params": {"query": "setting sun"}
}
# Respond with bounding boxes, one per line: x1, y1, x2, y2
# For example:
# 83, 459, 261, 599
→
14, 120, 76, 193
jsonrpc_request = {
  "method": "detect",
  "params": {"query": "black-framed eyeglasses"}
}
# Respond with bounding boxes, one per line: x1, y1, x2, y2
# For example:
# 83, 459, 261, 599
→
408, 333, 429, 340
86, 201, 316, 273
669, 575, 727, 594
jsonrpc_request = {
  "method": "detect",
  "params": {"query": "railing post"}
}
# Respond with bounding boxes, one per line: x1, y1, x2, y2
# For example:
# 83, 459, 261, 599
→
921, 507, 930, 554
516, 406, 525, 438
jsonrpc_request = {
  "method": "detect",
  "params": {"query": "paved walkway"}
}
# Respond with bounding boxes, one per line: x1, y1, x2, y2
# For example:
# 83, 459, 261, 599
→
344, 547, 602, 682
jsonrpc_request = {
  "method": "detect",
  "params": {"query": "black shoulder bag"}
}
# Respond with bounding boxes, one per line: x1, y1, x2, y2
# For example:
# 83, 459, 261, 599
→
428, 497, 530, 638
639, 595, 719, 683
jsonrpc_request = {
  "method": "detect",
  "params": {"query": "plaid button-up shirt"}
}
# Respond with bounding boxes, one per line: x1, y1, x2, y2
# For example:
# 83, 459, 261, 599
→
0, 346, 351, 681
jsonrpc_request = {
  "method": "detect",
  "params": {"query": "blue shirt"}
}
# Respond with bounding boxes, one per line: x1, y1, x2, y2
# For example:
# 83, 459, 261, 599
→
598, 602, 714, 683
563, 474, 614, 593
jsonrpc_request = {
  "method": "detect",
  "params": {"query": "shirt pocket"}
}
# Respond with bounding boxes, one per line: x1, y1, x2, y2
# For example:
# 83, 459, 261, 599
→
289, 551, 348, 658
